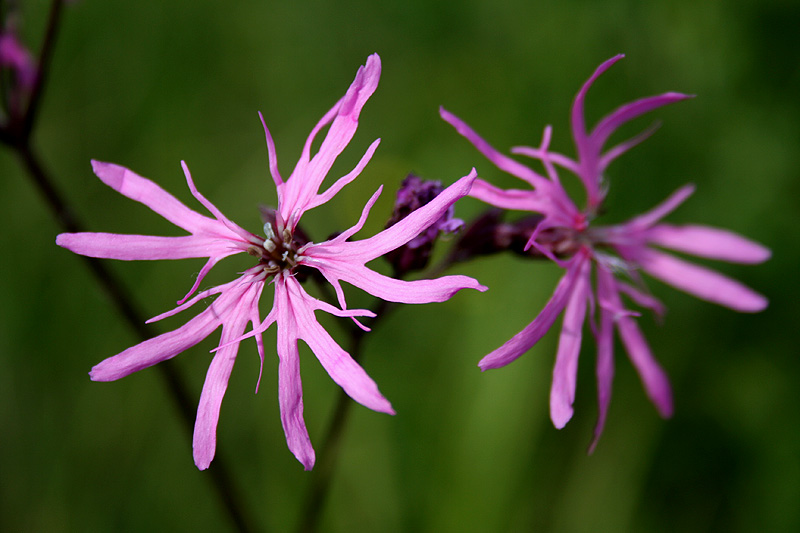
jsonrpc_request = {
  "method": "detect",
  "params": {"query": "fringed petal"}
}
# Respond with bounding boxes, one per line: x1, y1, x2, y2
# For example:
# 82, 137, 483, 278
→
638, 248, 768, 312
274, 281, 315, 470
478, 256, 585, 370
590, 268, 618, 453
313, 171, 476, 262
549, 256, 591, 428
193, 282, 262, 470
56, 233, 238, 261
440, 107, 552, 191
647, 224, 771, 264
282, 277, 394, 414
90, 160, 223, 236
313, 260, 486, 304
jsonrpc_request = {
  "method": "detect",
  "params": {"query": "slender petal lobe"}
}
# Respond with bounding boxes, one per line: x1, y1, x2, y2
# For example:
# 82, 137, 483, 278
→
550, 256, 591, 428
637, 248, 768, 312
647, 224, 771, 264
479, 255, 586, 370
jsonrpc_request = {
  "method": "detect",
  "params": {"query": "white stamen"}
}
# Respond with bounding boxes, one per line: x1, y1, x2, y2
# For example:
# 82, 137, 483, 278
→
263, 223, 276, 241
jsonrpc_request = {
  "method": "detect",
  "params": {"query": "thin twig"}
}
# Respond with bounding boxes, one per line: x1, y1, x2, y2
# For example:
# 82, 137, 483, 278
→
295, 298, 394, 533
21, 0, 63, 140
13, 142, 260, 533
295, 232, 480, 532
1, 3, 260, 530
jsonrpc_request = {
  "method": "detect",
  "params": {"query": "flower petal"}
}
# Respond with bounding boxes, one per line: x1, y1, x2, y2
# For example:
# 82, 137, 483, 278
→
326, 185, 383, 245
305, 139, 381, 213
571, 55, 625, 144
550, 256, 591, 428
0, 32, 37, 88
56, 233, 239, 261
569, 55, 625, 201
274, 281, 315, 470
258, 111, 284, 187
512, 145, 581, 178
193, 349, 238, 470
638, 248, 768, 312
180, 161, 257, 244
280, 54, 381, 225
591, 311, 615, 453
90, 160, 224, 236
616, 314, 673, 418
598, 121, 661, 172
282, 277, 394, 414
615, 280, 666, 316
590, 92, 693, 151
440, 107, 552, 191
647, 224, 771, 264
468, 179, 550, 212
146, 276, 237, 324
304, 324, 393, 413
90, 304, 221, 381
625, 184, 695, 229
318, 171, 477, 262
595, 267, 672, 417
192, 282, 262, 470
478, 256, 585, 370
313, 260, 486, 304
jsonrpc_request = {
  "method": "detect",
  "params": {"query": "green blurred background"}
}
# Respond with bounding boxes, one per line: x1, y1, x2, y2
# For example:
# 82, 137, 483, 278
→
2, 0, 798, 531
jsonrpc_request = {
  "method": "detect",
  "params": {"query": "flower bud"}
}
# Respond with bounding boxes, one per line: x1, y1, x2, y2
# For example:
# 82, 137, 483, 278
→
384, 174, 463, 276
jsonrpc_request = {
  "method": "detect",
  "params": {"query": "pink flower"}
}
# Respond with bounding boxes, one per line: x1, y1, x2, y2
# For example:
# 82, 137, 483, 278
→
57, 54, 485, 470
441, 54, 769, 450
0, 30, 37, 90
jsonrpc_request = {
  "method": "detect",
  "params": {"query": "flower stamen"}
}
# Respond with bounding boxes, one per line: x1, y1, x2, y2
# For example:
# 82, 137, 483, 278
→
250, 221, 302, 276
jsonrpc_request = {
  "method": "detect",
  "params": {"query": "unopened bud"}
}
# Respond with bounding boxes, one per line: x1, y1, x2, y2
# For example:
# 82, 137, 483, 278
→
384, 174, 464, 276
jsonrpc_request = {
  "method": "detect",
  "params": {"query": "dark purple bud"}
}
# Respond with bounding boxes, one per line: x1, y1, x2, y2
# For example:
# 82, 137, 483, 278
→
384, 174, 464, 276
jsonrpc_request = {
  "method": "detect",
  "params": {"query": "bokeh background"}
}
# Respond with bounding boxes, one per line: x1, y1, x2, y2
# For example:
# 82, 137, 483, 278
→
2, 0, 798, 531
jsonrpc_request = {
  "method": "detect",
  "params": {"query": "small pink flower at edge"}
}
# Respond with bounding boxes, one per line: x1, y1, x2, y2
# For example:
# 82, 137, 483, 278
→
0, 30, 37, 90
441, 54, 769, 451
57, 54, 486, 470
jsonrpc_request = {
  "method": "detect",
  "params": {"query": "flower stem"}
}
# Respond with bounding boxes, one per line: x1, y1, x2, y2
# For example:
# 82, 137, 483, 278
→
21, 0, 63, 139
1, 3, 260, 531
11, 140, 261, 533
295, 298, 394, 533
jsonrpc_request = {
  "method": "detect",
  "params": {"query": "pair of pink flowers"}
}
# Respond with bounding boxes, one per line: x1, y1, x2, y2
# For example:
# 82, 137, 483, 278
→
58, 53, 768, 469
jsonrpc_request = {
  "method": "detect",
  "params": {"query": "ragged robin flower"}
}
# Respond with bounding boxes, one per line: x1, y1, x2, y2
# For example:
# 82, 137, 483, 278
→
0, 27, 37, 90
57, 54, 485, 470
441, 54, 769, 450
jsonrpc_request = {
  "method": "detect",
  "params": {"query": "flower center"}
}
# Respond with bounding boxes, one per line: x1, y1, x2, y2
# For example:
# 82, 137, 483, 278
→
247, 222, 301, 276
